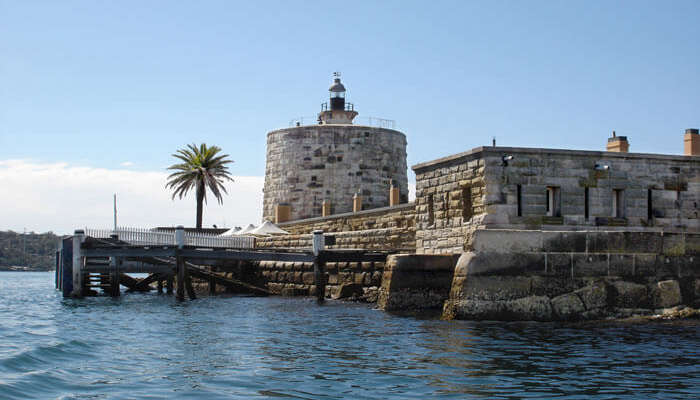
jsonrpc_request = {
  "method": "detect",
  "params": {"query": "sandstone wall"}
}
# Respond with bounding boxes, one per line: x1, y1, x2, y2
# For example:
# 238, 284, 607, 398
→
263, 125, 408, 221
256, 203, 416, 251
413, 146, 700, 254
442, 230, 700, 321
257, 259, 385, 301
412, 152, 487, 254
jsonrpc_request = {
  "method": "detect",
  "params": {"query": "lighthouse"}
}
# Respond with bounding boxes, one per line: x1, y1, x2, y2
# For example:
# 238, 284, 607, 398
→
262, 74, 408, 222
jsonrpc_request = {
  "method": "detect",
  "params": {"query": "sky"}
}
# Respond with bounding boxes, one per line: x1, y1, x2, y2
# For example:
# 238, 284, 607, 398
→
1, 0, 699, 234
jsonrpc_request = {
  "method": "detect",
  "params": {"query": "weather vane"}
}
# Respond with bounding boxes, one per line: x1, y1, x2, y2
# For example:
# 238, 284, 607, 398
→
333, 71, 341, 78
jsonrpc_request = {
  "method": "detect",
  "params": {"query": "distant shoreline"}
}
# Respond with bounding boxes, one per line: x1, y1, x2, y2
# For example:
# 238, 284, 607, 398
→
0, 266, 53, 272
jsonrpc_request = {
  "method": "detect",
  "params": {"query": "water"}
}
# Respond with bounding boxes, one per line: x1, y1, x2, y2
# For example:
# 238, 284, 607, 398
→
1, 272, 698, 399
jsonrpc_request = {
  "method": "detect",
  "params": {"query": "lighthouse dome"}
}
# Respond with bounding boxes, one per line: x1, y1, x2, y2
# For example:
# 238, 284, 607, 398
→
329, 78, 346, 92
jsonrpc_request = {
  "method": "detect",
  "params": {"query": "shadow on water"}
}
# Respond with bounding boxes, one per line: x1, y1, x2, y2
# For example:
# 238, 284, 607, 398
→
0, 272, 698, 399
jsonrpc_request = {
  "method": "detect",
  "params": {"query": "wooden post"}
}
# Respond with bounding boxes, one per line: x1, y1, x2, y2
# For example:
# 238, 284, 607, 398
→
175, 226, 185, 301
157, 279, 163, 294
71, 229, 85, 298
109, 256, 120, 297
109, 233, 120, 297
312, 230, 326, 303
209, 267, 216, 295
185, 273, 196, 300
166, 275, 174, 294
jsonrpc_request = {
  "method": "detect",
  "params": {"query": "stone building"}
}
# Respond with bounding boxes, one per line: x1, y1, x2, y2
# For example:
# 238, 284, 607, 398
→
255, 128, 700, 321
262, 75, 408, 222
412, 130, 700, 254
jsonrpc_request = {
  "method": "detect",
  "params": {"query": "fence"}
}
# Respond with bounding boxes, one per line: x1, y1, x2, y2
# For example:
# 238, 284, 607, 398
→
84, 227, 255, 249
287, 116, 397, 129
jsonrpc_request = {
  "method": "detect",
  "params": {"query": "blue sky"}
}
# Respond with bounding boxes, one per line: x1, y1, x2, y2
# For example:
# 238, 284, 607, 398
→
1, 1, 699, 233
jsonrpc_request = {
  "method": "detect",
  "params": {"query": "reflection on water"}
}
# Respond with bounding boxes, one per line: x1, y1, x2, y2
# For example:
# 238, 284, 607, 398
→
0, 272, 698, 399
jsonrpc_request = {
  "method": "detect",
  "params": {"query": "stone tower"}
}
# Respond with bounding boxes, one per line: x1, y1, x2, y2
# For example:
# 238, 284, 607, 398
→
263, 74, 408, 222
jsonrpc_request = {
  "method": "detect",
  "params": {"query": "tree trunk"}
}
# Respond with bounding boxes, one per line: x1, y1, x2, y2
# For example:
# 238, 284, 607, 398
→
196, 186, 204, 229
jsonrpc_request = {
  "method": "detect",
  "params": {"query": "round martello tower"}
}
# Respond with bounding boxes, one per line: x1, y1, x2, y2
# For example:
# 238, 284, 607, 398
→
262, 74, 408, 222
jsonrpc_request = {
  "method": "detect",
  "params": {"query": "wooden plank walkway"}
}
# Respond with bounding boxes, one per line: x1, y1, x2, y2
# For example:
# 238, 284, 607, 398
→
55, 227, 392, 302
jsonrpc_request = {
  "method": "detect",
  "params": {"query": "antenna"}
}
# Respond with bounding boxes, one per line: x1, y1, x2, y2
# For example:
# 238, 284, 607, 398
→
113, 194, 117, 232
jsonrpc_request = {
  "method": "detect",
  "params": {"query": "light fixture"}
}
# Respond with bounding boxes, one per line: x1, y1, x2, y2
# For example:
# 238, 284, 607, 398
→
501, 154, 514, 166
594, 164, 610, 171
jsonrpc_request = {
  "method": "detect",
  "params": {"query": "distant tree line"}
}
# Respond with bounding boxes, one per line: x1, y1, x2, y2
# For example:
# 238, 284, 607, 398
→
0, 230, 60, 271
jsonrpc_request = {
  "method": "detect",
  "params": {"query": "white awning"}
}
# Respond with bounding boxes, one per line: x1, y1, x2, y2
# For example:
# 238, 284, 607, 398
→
248, 221, 289, 236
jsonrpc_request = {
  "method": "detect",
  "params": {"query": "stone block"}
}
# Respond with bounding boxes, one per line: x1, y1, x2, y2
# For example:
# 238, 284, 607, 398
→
655, 256, 679, 279
546, 253, 571, 277
460, 276, 532, 301
609, 254, 635, 277
302, 272, 315, 285
552, 293, 586, 320
530, 276, 577, 298
651, 280, 682, 308
455, 251, 544, 277
574, 254, 608, 277
543, 231, 586, 253
612, 281, 648, 308
574, 282, 609, 310
630, 254, 654, 277
446, 299, 504, 320
503, 296, 553, 321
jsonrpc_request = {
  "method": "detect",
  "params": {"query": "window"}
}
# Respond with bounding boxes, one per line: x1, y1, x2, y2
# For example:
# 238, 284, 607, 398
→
427, 194, 435, 225
546, 187, 561, 217
462, 187, 473, 220
612, 189, 625, 218
584, 187, 590, 220
516, 185, 522, 217
647, 189, 653, 221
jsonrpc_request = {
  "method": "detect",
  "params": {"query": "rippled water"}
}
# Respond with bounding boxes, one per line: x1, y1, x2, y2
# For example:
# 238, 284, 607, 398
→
0, 272, 699, 399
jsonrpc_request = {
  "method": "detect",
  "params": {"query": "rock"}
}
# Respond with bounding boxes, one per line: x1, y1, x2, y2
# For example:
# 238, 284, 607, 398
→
574, 282, 609, 310
612, 281, 648, 308
652, 280, 682, 308
331, 283, 364, 299
449, 299, 504, 320
504, 296, 552, 321
552, 293, 586, 320
360, 286, 379, 303
652, 306, 700, 320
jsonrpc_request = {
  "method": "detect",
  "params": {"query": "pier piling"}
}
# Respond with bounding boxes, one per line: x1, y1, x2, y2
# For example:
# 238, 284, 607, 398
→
312, 230, 326, 303
71, 230, 85, 298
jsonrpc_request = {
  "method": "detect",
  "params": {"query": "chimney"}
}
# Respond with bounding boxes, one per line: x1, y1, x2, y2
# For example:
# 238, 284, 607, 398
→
322, 200, 331, 217
389, 180, 400, 207
684, 128, 699, 156
606, 130, 629, 153
274, 204, 291, 224
353, 192, 362, 213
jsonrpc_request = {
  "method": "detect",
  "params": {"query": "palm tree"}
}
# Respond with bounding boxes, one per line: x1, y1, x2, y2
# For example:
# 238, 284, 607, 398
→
166, 143, 234, 229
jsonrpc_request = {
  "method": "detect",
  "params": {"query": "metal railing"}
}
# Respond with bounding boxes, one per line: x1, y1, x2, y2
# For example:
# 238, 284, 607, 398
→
288, 115, 397, 129
84, 227, 255, 249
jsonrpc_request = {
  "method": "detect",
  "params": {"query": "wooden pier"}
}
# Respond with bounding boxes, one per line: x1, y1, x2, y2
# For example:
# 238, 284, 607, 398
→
55, 227, 388, 302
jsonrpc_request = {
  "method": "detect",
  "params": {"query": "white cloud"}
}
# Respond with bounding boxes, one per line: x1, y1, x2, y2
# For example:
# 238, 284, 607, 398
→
120, 161, 134, 167
408, 183, 416, 202
0, 159, 263, 235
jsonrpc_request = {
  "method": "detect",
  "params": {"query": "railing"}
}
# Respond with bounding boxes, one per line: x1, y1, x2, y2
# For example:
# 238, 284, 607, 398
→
288, 115, 397, 129
84, 227, 255, 249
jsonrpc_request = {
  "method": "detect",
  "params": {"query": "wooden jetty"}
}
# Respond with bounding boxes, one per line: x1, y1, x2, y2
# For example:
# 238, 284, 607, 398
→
55, 226, 388, 302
